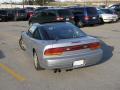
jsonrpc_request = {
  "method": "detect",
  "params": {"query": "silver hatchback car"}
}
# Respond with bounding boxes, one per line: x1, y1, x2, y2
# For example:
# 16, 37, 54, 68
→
19, 22, 103, 70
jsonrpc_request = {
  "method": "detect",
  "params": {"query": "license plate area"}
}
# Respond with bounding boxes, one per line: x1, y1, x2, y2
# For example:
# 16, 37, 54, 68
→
66, 18, 69, 21
73, 60, 85, 67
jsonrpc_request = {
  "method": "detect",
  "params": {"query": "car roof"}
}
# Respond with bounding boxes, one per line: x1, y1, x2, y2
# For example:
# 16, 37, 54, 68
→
39, 8, 68, 11
68, 6, 95, 9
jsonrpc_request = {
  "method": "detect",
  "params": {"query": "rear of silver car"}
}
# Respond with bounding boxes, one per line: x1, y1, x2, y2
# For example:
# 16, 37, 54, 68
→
38, 36, 103, 69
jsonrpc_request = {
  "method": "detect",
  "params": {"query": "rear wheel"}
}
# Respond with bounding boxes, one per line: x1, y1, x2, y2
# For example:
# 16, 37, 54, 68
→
3, 17, 8, 22
99, 18, 104, 24
19, 37, 26, 51
14, 16, 17, 21
33, 51, 43, 70
29, 22, 32, 26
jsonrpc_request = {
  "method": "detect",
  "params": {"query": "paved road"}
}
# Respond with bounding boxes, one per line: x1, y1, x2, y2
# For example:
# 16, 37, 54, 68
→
0, 21, 120, 90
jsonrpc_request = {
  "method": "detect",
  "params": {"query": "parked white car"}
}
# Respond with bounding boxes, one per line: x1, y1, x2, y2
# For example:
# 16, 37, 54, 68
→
97, 8, 118, 23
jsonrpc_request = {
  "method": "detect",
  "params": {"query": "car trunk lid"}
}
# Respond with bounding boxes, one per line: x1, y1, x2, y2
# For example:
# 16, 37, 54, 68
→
44, 36, 101, 57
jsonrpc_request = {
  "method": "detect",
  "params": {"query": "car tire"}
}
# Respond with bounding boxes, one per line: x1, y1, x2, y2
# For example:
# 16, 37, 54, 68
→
19, 37, 26, 51
14, 16, 17, 21
29, 22, 33, 26
99, 18, 104, 24
3, 18, 8, 22
33, 51, 43, 70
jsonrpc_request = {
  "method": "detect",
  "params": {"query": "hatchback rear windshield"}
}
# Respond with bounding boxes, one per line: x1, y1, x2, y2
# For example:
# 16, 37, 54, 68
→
57, 9, 73, 17
86, 7, 98, 15
40, 23, 86, 40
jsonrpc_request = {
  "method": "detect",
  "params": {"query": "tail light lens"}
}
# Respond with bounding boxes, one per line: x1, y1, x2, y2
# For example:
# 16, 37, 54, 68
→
85, 16, 90, 21
29, 13, 33, 17
44, 48, 64, 56
89, 42, 101, 50
16, 13, 19, 16
44, 42, 101, 56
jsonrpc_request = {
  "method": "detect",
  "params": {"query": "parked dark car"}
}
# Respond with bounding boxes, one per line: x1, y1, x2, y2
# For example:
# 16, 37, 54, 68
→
29, 8, 75, 25
109, 3, 120, 19
0, 9, 13, 21
11, 9, 27, 21
24, 7, 34, 19
68, 6, 100, 27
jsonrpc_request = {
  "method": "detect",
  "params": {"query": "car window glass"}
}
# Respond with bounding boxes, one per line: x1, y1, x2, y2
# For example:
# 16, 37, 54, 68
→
101, 9, 113, 14
40, 12, 47, 17
57, 9, 72, 17
41, 23, 86, 40
40, 11, 57, 23
110, 6, 116, 9
18, 10, 25, 13
40, 11, 56, 17
47, 12, 56, 17
73, 10, 84, 15
38, 27, 49, 40
29, 25, 37, 34
27, 30, 32, 37
33, 29, 41, 40
86, 7, 97, 15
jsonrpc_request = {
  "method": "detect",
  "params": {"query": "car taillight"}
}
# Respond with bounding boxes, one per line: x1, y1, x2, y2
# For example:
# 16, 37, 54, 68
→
44, 48, 64, 56
44, 42, 101, 56
89, 42, 101, 50
85, 16, 90, 20
56, 17, 64, 21
30, 13, 33, 17
71, 16, 74, 19
16, 13, 19, 16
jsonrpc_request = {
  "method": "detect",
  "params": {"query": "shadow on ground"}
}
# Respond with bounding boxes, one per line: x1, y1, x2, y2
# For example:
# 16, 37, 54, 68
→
98, 41, 114, 65
0, 50, 5, 59
90, 36, 114, 65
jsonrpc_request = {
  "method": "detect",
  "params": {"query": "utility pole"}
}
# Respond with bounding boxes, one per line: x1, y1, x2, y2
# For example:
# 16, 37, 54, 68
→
84, 0, 86, 6
42, 0, 44, 6
105, 0, 108, 6
10, 0, 12, 8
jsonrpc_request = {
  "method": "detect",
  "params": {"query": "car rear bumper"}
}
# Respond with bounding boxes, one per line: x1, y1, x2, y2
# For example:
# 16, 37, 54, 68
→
40, 49, 103, 69
84, 20, 99, 25
103, 18, 118, 22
